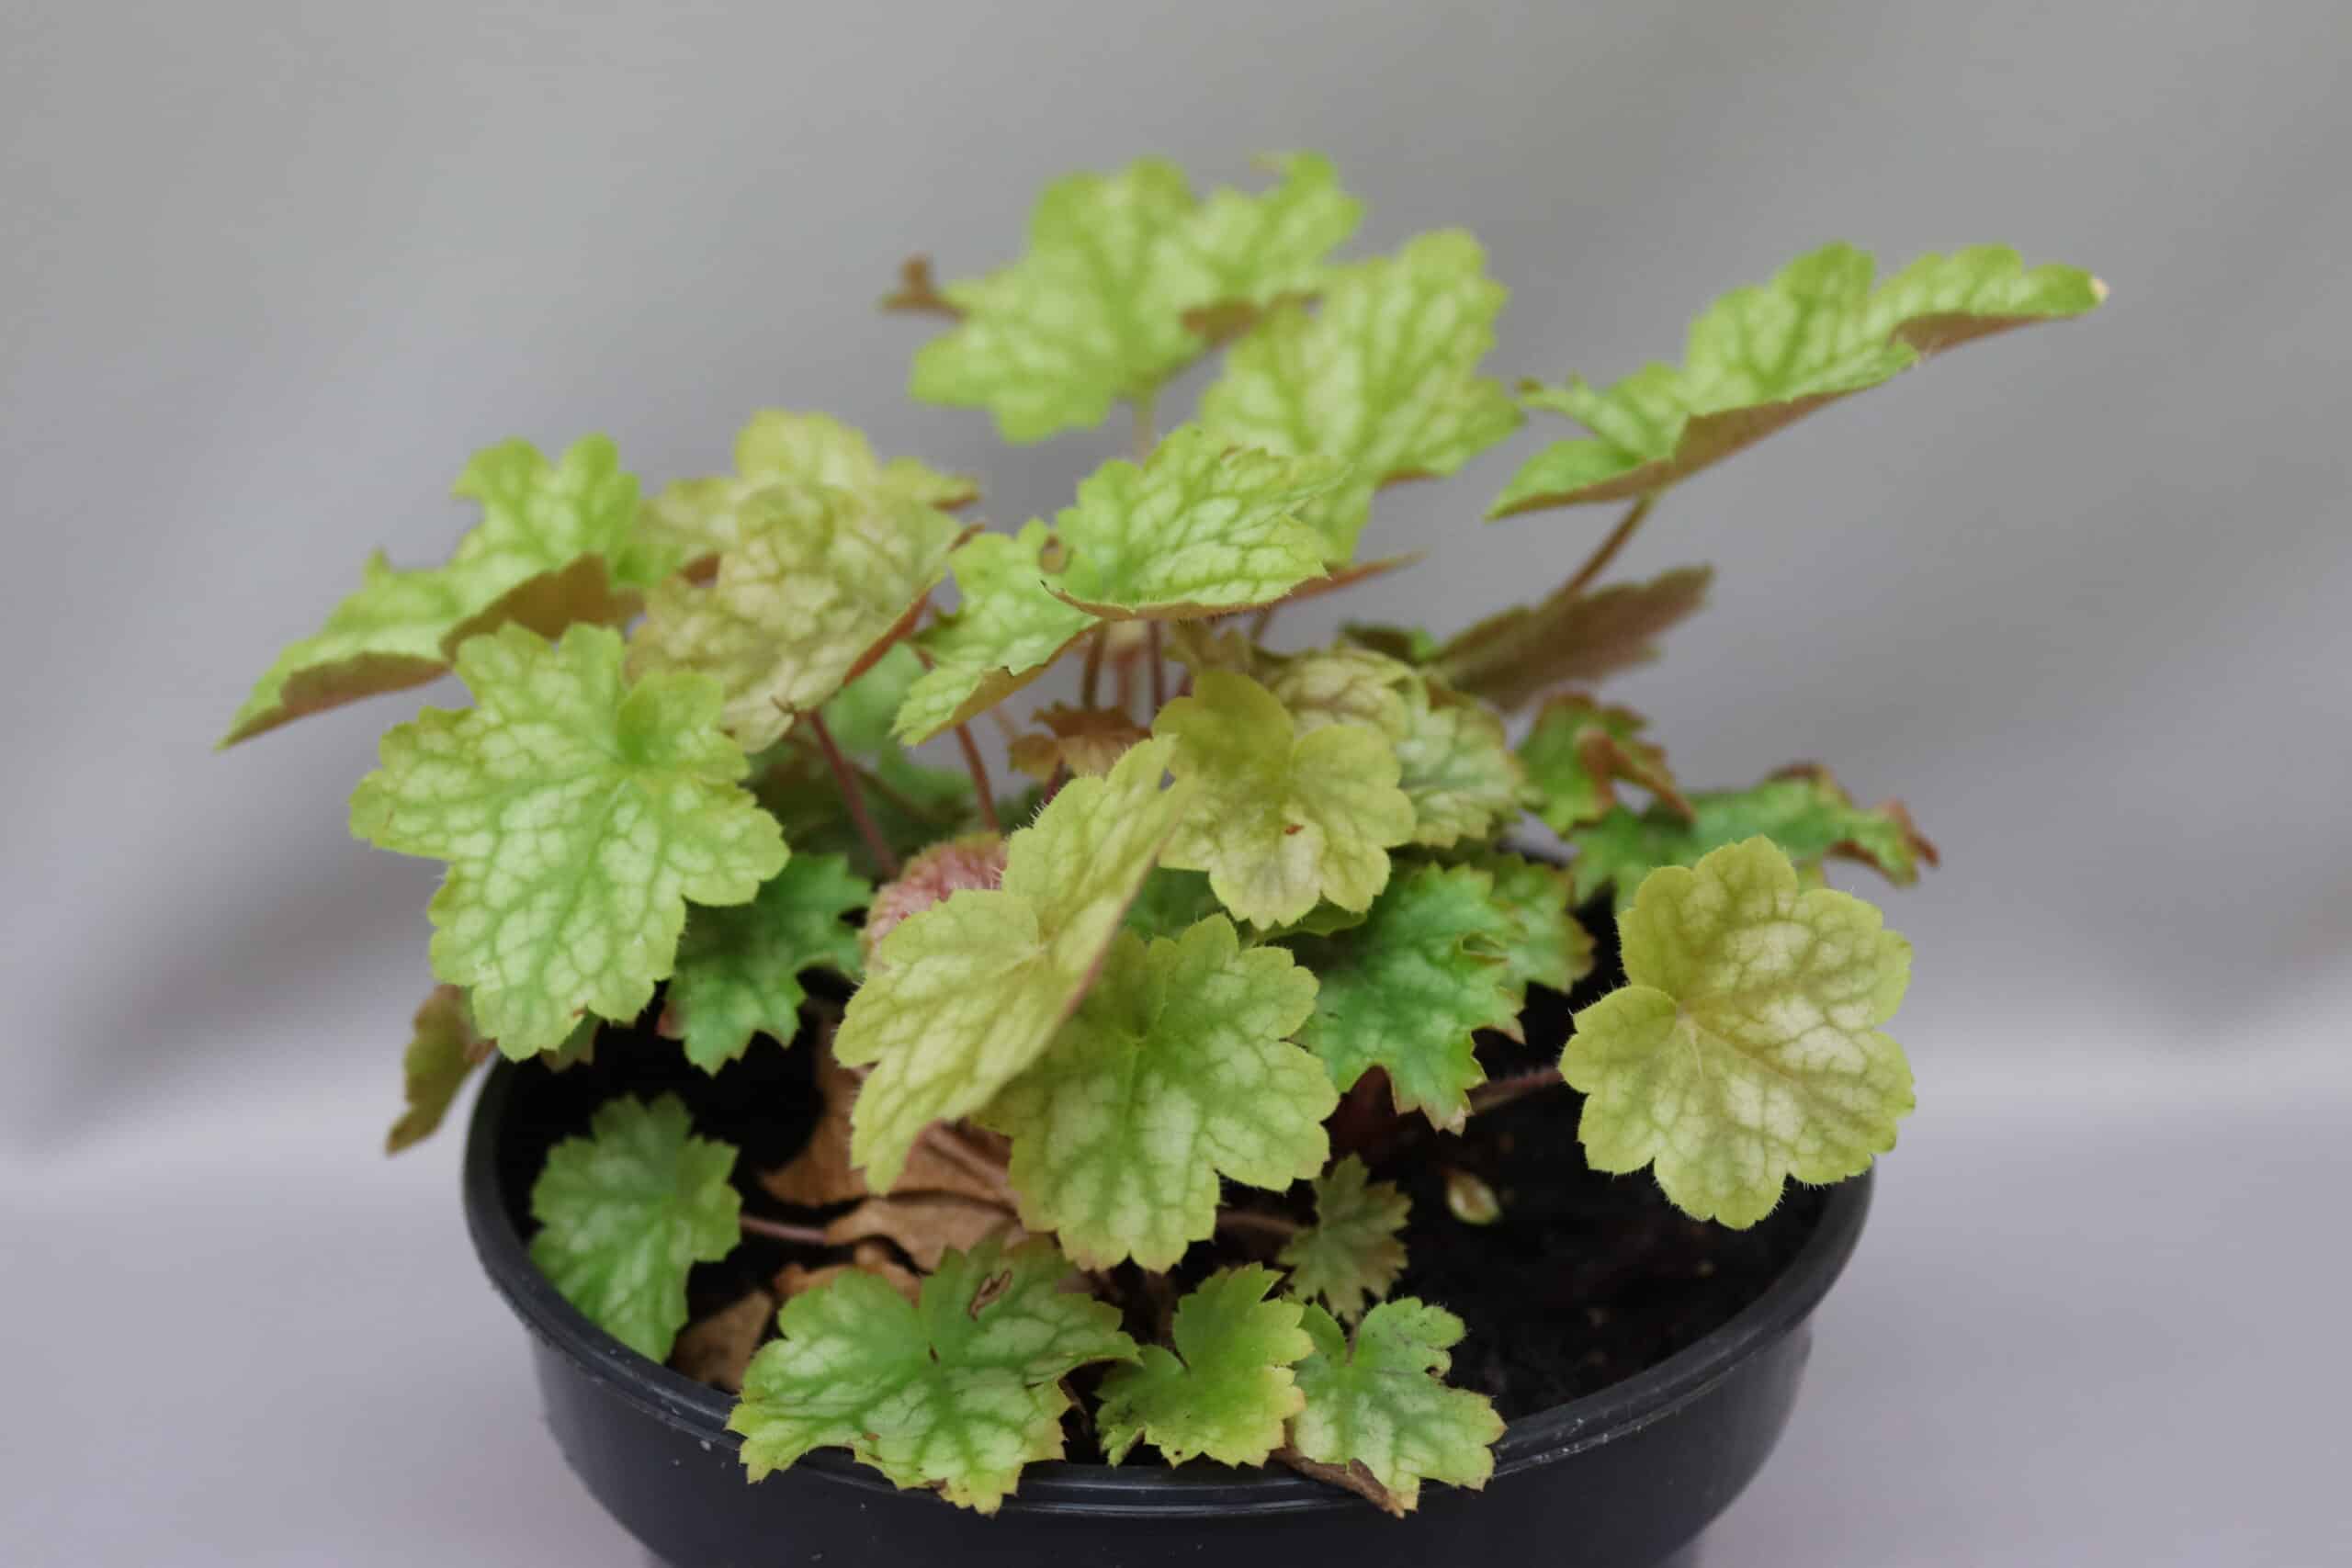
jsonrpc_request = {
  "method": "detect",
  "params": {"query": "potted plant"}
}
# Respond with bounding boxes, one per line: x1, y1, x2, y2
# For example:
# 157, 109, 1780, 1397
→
224, 152, 2101, 1566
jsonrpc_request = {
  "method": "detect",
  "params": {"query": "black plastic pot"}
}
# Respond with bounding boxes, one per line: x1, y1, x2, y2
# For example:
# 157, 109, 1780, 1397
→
464, 1058, 1871, 1568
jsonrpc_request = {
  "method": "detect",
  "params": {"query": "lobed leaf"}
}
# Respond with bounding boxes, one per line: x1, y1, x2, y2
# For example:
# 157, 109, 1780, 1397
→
1519, 693, 1689, 833
1155, 671, 1414, 928
661, 853, 870, 1072
1098, 1267, 1314, 1468
728, 1238, 1136, 1512
1287, 1299, 1503, 1516
1201, 231, 1521, 559
1008, 704, 1150, 783
896, 523, 1096, 742
386, 984, 492, 1154
348, 624, 788, 1056
528, 1093, 742, 1361
1279, 1155, 1409, 1323
1471, 851, 1595, 1004
981, 917, 1331, 1269
1492, 243, 2105, 515
1563, 838, 1915, 1226
1432, 565, 1713, 711
836, 741, 1191, 1188
1391, 681, 1525, 849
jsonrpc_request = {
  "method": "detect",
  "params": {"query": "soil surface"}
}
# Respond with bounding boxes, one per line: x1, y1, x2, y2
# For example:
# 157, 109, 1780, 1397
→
493, 901, 1826, 1438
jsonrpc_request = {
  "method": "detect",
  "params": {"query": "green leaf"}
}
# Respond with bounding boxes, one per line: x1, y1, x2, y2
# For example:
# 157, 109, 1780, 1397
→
1472, 851, 1595, 1002
223, 436, 669, 745
386, 984, 491, 1154
1045, 426, 1338, 619
1564, 837, 1915, 1226
1287, 863, 1520, 1128
837, 741, 1191, 1188
1289, 1299, 1503, 1516
1278, 1155, 1409, 1323
896, 522, 1097, 742
1263, 644, 1417, 736
1392, 682, 1525, 849
1431, 565, 1713, 711
1201, 231, 1521, 559
1519, 694, 1688, 833
1492, 243, 2105, 515
1122, 867, 1225, 942
728, 1238, 1136, 1512
981, 917, 1331, 1269
643, 410, 974, 566
1098, 1266, 1314, 1467
528, 1093, 742, 1361
632, 483, 967, 750
661, 853, 870, 1072
348, 624, 788, 1057
1155, 671, 1414, 928
910, 155, 1362, 443
1569, 769, 1936, 910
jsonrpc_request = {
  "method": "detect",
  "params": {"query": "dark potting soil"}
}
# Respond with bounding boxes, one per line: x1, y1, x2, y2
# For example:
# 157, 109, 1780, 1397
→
491, 900, 1826, 1438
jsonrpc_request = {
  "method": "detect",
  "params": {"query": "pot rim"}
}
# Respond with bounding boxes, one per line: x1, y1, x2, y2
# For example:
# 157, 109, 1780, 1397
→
463, 1057, 1871, 1520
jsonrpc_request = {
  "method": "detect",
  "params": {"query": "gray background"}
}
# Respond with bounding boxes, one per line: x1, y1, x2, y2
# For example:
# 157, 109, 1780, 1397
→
5, 1, 2347, 1562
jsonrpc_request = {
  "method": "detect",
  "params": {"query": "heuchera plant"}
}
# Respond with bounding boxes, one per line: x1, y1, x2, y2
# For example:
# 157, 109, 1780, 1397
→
226, 153, 2101, 1517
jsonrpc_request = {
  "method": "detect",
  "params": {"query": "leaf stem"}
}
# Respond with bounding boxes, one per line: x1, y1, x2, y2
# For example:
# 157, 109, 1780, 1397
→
740, 1213, 833, 1247
806, 711, 900, 880
1467, 1066, 1566, 1116
1247, 604, 1279, 644
1146, 620, 1167, 712
1080, 627, 1108, 707
1564, 494, 1655, 597
952, 723, 1001, 833
1215, 1207, 1304, 1240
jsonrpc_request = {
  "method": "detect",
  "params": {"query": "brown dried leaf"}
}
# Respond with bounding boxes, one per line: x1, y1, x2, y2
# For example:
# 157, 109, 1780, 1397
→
1433, 565, 1713, 711
1008, 705, 1151, 783
671, 1288, 776, 1392
761, 1050, 1007, 1210
823, 1193, 1021, 1272
775, 1241, 923, 1305
880, 254, 963, 319
1278, 1448, 1404, 1518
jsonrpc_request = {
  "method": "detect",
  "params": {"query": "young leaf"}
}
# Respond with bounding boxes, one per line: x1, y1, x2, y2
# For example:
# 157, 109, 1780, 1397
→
632, 484, 967, 750
1200, 231, 1521, 559
908, 156, 1361, 443
1391, 681, 1526, 849
728, 1238, 1137, 1512
1287, 863, 1520, 1128
863, 833, 1008, 959
1287, 1299, 1503, 1516
1569, 769, 1936, 910
643, 410, 975, 566
1432, 565, 1713, 711
836, 741, 1191, 1188
386, 984, 492, 1154
1045, 427, 1338, 619
1472, 851, 1596, 1002
1155, 671, 1414, 928
980, 918, 1332, 1269
1098, 1266, 1314, 1468
1279, 1155, 1409, 1323
1008, 704, 1150, 782
348, 624, 788, 1057
1492, 243, 2105, 515
222, 436, 667, 745
528, 1093, 742, 1362
661, 853, 870, 1072
1519, 693, 1689, 832
896, 523, 1096, 742
1564, 837, 1915, 1226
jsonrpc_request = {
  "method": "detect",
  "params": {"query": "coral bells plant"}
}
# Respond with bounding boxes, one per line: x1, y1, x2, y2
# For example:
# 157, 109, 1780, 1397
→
226, 152, 2101, 1517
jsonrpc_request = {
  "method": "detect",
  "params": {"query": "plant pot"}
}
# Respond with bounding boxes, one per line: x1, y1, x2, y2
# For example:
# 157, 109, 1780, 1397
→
463, 1057, 1871, 1567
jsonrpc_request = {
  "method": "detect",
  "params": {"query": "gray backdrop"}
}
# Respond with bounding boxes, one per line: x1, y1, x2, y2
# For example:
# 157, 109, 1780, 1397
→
4, 2, 2346, 1563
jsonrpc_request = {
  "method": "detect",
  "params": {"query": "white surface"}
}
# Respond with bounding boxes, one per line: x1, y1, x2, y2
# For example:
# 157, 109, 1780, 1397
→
5, 2, 2350, 1562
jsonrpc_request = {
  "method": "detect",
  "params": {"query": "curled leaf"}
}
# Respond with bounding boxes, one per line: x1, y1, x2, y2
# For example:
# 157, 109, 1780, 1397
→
896, 523, 1096, 742
1520, 693, 1689, 832
1433, 565, 1713, 711
386, 984, 492, 1154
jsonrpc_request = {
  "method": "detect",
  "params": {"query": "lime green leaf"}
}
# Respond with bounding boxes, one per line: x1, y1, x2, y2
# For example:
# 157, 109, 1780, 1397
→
1565, 838, 1915, 1226
837, 741, 1190, 1188
1288, 1300, 1503, 1516
661, 853, 869, 1071
1287, 863, 1519, 1128
528, 1093, 742, 1361
1492, 243, 2106, 515
1569, 769, 1936, 910
1263, 643, 1415, 737
1201, 231, 1521, 559
222, 436, 667, 745
1122, 867, 1225, 942
1520, 694, 1688, 833
1393, 682, 1525, 848
1278, 1155, 1409, 1322
1156, 671, 1413, 928
982, 917, 1330, 1269
728, 1238, 1136, 1512
633, 484, 967, 750
644, 410, 975, 566
1472, 851, 1595, 1002
910, 156, 1361, 444
386, 984, 491, 1154
896, 522, 1096, 742
349, 624, 788, 1057
1098, 1266, 1314, 1467
1432, 565, 1713, 711
1046, 427, 1337, 619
